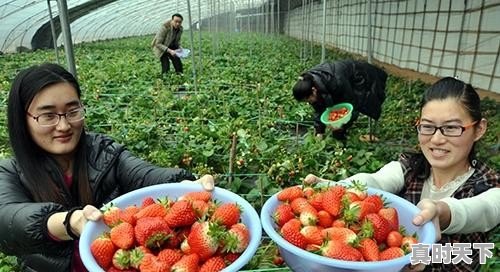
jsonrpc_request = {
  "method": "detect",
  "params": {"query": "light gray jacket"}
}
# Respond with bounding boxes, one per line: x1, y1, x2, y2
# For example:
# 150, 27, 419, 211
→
151, 20, 183, 58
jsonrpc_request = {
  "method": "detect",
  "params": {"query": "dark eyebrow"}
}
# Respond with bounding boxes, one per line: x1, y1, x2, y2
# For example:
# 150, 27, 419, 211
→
34, 100, 81, 111
420, 118, 463, 124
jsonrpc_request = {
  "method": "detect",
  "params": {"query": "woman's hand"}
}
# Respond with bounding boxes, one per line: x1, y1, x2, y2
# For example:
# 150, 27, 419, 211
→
413, 198, 443, 242
182, 174, 215, 191
70, 205, 103, 237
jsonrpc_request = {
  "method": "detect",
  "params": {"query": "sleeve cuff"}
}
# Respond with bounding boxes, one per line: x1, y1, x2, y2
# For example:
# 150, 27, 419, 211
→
439, 197, 465, 234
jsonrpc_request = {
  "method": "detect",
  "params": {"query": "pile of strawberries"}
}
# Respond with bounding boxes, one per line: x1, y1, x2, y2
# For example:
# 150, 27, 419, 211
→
273, 183, 418, 262
89, 191, 250, 272
328, 107, 349, 122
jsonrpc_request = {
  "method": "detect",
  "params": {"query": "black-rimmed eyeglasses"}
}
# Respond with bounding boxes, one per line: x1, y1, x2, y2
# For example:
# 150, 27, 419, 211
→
27, 107, 86, 127
416, 121, 477, 137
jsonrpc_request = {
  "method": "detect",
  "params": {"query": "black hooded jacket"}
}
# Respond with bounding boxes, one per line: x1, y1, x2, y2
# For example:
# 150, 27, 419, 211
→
304, 59, 387, 134
0, 133, 195, 271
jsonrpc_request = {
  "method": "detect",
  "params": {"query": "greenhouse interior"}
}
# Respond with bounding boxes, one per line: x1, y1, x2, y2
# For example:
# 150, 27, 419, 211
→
0, 0, 499, 271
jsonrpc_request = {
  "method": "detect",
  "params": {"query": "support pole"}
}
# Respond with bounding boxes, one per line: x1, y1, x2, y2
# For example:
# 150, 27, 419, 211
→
321, 0, 327, 63
56, 0, 77, 77
186, 0, 198, 92
47, 0, 60, 64
366, 0, 373, 63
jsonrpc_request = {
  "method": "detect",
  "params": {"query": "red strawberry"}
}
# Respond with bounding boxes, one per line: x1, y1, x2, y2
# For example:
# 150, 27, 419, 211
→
139, 253, 171, 272
320, 240, 363, 261
171, 253, 200, 272
290, 197, 313, 214
317, 210, 333, 228
332, 219, 346, 228
199, 256, 226, 272
187, 221, 221, 261
157, 248, 183, 266
179, 191, 212, 202
211, 203, 241, 228
379, 247, 405, 260
358, 238, 379, 261
223, 252, 240, 263
110, 222, 135, 249
166, 227, 191, 249
192, 199, 211, 218
223, 223, 250, 253
273, 255, 284, 266
134, 217, 172, 249
277, 186, 304, 201
364, 194, 384, 212
280, 218, 307, 249
362, 213, 392, 244
343, 200, 377, 223
302, 187, 315, 198
102, 203, 122, 228
378, 207, 399, 231
90, 233, 116, 269
119, 205, 139, 226
307, 192, 324, 211
321, 185, 346, 216
165, 200, 197, 227
386, 230, 403, 248
321, 227, 357, 244
141, 197, 156, 207
134, 203, 167, 221
112, 249, 130, 270
300, 225, 324, 245
273, 203, 295, 227
299, 206, 318, 226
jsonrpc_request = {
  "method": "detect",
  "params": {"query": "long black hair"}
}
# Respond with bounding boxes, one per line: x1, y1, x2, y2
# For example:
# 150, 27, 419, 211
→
406, 76, 482, 180
7, 63, 93, 207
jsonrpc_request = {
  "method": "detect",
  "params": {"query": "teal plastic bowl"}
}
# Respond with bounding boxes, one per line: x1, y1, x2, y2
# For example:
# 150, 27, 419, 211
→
320, 102, 354, 128
80, 183, 262, 272
261, 186, 436, 272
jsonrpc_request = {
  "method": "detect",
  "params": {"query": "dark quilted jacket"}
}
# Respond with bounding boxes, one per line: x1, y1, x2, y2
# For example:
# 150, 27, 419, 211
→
304, 59, 387, 133
0, 133, 195, 271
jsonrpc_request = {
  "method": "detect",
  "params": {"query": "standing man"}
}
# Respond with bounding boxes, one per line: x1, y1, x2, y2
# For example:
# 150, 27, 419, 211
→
292, 59, 387, 140
152, 13, 184, 75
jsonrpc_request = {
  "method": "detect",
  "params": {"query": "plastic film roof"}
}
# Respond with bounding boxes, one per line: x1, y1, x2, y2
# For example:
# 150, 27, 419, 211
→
0, 0, 263, 53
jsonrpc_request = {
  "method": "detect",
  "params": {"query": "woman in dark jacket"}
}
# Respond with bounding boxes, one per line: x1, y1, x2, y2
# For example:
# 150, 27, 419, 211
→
0, 63, 214, 271
293, 59, 387, 140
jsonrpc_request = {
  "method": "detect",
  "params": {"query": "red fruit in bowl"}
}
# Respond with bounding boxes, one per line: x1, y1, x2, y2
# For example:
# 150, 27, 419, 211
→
164, 200, 197, 228
223, 223, 250, 253
200, 256, 226, 272
379, 247, 405, 260
362, 213, 392, 244
134, 217, 172, 249
102, 203, 121, 228
280, 218, 307, 249
90, 233, 116, 269
187, 221, 221, 261
211, 202, 241, 228
321, 185, 346, 216
110, 222, 135, 249
378, 207, 399, 231
273, 203, 295, 227
320, 240, 363, 261
277, 186, 304, 202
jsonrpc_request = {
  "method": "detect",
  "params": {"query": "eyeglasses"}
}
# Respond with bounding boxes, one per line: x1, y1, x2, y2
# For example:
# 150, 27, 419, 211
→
27, 107, 85, 127
416, 121, 477, 137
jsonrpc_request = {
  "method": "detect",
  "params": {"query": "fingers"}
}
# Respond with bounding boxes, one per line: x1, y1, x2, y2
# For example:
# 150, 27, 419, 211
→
304, 174, 318, 185
83, 205, 103, 221
413, 199, 442, 242
413, 199, 438, 226
198, 174, 215, 191
181, 175, 215, 191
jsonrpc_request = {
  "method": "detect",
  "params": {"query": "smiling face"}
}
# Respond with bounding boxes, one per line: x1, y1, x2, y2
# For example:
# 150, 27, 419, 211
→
26, 82, 84, 156
418, 97, 486, 172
